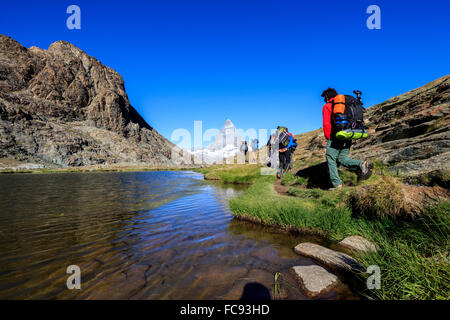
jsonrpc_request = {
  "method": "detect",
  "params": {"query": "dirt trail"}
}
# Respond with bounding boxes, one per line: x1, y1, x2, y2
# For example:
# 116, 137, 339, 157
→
273, 179, 290, 196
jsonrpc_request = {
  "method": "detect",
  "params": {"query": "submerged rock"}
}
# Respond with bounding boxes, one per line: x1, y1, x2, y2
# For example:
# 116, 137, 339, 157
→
290, 265, 339, 297
338, 235, 377, 253
294, 242, 364, 272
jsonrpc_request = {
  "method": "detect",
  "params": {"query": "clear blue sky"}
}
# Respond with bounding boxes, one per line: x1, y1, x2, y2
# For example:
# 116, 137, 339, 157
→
1, 0, 449, 148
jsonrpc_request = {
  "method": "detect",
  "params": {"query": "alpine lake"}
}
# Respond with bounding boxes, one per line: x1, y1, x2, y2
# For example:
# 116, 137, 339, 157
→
0, 171, 357, 299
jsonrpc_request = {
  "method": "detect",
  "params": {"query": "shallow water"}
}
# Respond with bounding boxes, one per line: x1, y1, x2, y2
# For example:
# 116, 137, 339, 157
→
0, 171, 356, 299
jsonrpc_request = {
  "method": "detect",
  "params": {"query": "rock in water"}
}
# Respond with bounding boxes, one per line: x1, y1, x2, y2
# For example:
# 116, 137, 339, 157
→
294, 242, 364, 272
290, 265, 339, 297
338, 235, 377, 253
0, 35, 176, 167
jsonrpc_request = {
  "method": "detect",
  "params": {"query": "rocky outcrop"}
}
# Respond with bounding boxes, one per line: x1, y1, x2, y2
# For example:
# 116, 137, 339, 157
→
290, 265, 339, 297
292, 75, 450, 178
353, 75, 449, 176
294, 242, 364, 273
0, 35, 176, 167
338, 236, 377, 253
349, 175, 449, 218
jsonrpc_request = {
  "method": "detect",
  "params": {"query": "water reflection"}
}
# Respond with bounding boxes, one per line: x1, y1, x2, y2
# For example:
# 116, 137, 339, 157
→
0, 171, 356, 299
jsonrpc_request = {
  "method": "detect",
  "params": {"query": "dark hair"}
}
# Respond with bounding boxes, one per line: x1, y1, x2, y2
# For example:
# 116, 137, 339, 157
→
321, 88, 338, 101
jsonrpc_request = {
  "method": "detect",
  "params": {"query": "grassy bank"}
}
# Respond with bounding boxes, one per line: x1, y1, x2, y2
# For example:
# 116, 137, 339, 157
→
193, 164, 265, 184
203, 164, 450, 300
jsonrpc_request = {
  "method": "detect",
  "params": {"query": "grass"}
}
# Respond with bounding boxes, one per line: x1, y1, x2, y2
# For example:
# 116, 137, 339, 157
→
356, 202, 450, 300
230, 179, 365, 240
193, 164, 265, 184
281, 172, 308, 186
349, 175, 408, 219
204, 164, 450, 300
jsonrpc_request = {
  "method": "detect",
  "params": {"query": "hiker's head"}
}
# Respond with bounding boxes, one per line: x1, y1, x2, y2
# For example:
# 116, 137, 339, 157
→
321, 88, 338, 102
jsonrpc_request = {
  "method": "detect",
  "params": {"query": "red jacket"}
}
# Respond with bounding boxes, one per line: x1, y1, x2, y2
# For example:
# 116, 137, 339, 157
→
322, 97, 335, 139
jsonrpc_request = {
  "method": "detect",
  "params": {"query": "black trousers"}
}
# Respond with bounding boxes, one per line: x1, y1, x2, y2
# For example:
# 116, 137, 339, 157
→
279, 149, 291, 172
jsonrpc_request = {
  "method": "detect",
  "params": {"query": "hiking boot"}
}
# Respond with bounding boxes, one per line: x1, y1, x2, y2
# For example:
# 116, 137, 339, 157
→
276, 168, 282, 179
361, 161, 374, 180
328, 184, 342, 191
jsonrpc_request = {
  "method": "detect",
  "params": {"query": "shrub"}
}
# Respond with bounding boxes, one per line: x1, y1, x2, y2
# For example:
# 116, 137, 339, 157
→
349, 176, 408, 219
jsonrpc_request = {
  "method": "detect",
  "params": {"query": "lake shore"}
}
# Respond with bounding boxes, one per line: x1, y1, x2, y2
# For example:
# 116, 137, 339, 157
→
0, 158, 203, 174
194, 164, 450, 300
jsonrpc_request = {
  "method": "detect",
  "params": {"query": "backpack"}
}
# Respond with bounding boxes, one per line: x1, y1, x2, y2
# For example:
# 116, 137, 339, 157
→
252, 139, 259, 149
331, 94, 367, 140
291, 138, 298, 151
277, 127, 290, 147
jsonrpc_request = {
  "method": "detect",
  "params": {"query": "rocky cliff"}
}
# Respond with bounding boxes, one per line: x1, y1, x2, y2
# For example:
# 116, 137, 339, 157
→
0, 35, 176, 168
292, 75, 450, 178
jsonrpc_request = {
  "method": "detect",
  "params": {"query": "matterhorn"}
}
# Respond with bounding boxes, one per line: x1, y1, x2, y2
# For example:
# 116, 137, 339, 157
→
190, 119, 246, 164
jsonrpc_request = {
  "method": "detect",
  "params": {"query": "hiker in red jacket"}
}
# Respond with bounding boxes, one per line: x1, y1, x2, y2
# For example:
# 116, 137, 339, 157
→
322, 88, 372, 190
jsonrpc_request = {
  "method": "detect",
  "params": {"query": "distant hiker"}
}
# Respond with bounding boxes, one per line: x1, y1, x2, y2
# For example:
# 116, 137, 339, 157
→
276, 126, 297, 179
240, 141, 248, 162
266, 132, 278, 168
250, 138, 259, 163
321, 88, 373, 190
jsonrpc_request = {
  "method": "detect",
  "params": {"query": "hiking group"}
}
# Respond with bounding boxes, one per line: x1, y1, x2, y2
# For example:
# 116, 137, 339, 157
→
268, 87, 373, 190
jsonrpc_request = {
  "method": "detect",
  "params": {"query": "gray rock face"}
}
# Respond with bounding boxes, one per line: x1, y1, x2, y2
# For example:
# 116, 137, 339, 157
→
0, 35, 175, 167
338, 235, 377, 253
291, 265, 339, 297
294, 242, 364, 272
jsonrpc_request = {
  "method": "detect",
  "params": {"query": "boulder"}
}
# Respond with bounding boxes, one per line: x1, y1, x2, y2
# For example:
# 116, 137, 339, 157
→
338, 235, 377, 253
294, 242, 364, 272
290, 265, 339, 297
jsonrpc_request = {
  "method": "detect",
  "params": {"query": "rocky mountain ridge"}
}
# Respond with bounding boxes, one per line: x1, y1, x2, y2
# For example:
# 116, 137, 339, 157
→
0, 35, 176, 168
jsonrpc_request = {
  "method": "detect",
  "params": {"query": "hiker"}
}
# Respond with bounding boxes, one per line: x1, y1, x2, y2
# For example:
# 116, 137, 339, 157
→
276, 126, 297, 178
240, 141, 248, 162
266, 132, 278, 168
250, 138, 259, 163
321, 88, 373, 190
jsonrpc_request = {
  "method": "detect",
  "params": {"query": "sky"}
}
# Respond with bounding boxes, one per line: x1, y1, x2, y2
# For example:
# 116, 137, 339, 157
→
1, 0, 449, 149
